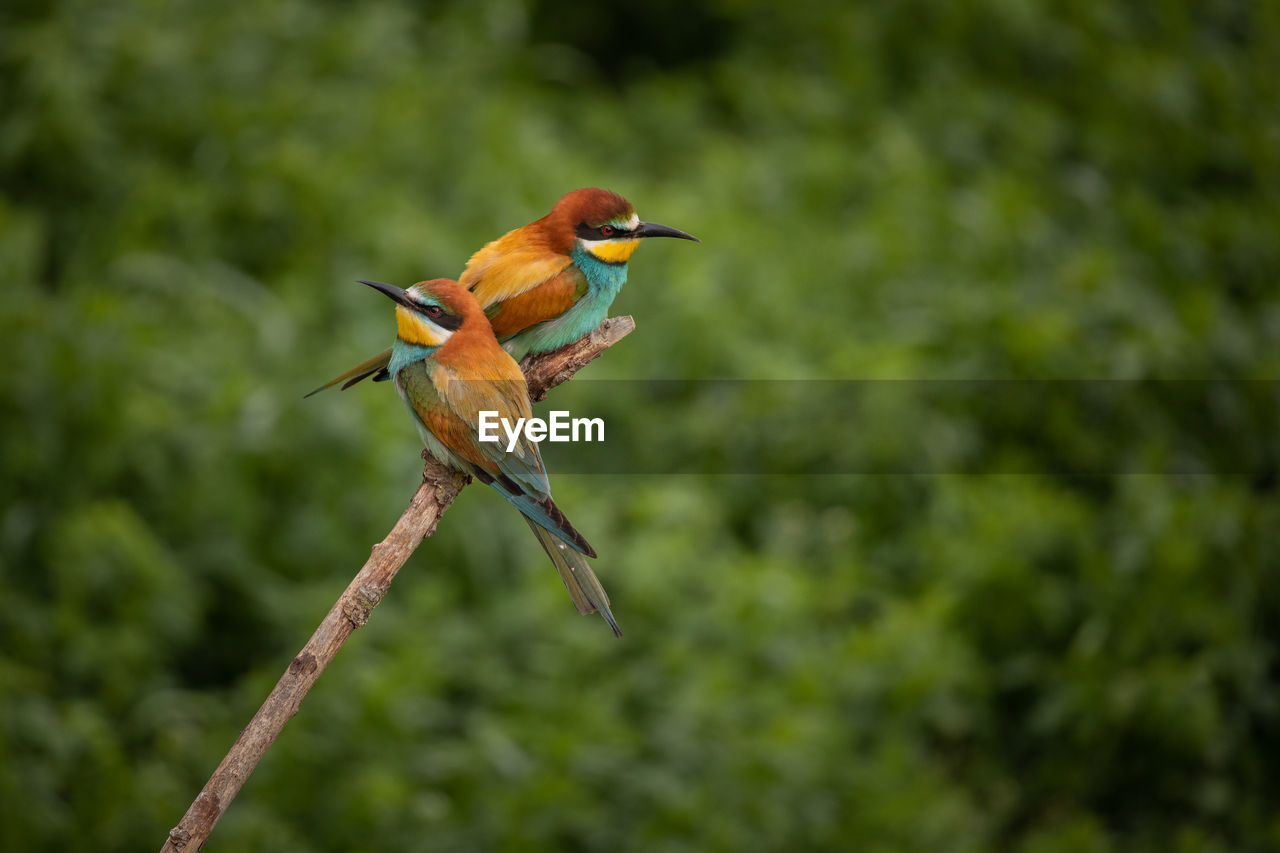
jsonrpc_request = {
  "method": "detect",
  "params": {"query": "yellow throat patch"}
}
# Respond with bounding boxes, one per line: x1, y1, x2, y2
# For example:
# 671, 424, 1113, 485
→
587, 239, 641, 264
396, 306, 450, 347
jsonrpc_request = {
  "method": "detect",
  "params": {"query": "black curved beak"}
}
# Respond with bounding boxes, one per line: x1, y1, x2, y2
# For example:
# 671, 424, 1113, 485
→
633, 221, 700, 243
359, 279, 416, 309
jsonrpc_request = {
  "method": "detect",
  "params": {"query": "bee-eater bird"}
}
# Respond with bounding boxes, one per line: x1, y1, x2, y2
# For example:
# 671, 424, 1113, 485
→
364, 276, 621, 636
307, 188, 697, 396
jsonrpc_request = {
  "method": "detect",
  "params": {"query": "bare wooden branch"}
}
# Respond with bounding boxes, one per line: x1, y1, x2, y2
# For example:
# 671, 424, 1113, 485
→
162, 316, 634, 852
520, 315, 636, 403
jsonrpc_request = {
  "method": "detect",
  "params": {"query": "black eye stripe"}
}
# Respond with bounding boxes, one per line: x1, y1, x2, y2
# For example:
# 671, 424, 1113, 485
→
412, 303, 464, 331
575, 221, 632, 240
430, 310, 464, 331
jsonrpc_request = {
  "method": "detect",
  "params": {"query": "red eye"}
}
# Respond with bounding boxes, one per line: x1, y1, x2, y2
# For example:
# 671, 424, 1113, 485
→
600, 225, 615, 237
426, 305, 442, 317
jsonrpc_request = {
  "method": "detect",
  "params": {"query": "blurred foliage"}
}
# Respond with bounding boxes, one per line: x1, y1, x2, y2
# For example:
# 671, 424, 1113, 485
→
2, 0, 1278, 850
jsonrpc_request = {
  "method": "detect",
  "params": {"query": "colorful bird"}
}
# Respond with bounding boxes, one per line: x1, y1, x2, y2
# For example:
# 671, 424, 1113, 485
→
306, 188, 697, 396
363, 276, 621, 636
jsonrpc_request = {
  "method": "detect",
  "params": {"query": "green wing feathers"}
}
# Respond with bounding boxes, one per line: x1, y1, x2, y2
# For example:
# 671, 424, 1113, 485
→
433, 364, 549, 498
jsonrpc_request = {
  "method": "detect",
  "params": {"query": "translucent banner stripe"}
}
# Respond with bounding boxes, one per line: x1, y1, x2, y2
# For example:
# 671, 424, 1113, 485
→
432, 379, 1280, 476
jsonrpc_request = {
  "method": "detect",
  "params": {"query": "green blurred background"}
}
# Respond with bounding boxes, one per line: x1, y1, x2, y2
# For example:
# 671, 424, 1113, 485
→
2, 1, 1278, 850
